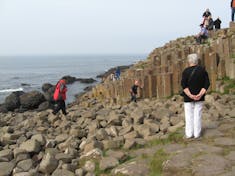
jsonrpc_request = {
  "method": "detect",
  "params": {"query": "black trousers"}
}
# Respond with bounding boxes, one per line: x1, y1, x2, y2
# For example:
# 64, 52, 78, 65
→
53, 100, 67, 115
131, 93, 137, 102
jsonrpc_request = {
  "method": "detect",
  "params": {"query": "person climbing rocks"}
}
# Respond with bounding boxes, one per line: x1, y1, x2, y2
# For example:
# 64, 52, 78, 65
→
195, 24, 208, 44
129, 80, 143, 102
52, 79, 68, 115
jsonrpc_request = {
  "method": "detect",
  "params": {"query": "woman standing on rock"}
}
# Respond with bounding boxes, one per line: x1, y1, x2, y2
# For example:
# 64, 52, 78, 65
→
181, 53, 210, 139
52, 79, 68, 115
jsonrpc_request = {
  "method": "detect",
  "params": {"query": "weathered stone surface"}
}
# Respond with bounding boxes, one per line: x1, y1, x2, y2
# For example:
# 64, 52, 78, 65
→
0, 162, 15, 176
112, 160, 149, 176
99, 157, 119, 170
83, 160, 95, 172
31, 134, 46, 146
214, 137, 235, 146
16, 159, 33, 172
39, 153, 58, 174
19, 139, 41, 153
106, 150, 127, 162
0, 149, 13, 161
55, 153, 72, 163
5, 91, 24, 111
192, 154, 231, 176
52, 169, 75, 176
95, 128, 109, 141
131, 108, 144, 124
20, 91, 45, 110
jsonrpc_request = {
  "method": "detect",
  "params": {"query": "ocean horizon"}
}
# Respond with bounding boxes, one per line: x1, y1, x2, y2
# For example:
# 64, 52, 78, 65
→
0, 54, 147, 104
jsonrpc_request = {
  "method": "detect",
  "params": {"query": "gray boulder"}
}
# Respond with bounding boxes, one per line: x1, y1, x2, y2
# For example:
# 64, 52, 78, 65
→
0, 162, 15, 176
42, 83, 54, 93
39, 153, 58, 174
20, 91, 45, 110
4, 91, 24, 111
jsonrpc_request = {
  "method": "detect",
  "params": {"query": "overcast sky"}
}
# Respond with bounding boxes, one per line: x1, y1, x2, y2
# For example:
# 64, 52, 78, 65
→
0, 0, 230, 56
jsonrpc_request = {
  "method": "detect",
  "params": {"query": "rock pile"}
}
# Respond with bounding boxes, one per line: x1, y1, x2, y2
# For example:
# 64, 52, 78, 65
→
0, 92, 234, 176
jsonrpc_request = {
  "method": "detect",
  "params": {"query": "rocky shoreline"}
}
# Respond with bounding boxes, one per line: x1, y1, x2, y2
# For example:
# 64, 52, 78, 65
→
0, 92, 234, 176
0, 76, 97, 114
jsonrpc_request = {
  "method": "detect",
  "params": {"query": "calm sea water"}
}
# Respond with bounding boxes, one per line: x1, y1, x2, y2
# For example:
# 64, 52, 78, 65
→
0, 55, 146, 104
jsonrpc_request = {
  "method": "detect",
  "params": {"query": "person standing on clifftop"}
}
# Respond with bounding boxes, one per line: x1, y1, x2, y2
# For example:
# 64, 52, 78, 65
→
181, 54, 210, 139
52, 79, 68, 115
130, 80, 143, 102
202, 8, 211, 26
231, 0, 235, 21
214, 17, 222, 30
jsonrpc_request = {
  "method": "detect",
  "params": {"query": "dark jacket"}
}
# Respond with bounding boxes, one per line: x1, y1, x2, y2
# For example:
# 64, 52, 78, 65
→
181, 65, 210, 102
214, 18, 221, 29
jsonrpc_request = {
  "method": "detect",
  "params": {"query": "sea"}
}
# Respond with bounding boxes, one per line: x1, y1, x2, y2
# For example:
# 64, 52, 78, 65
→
0, 54, 146, 104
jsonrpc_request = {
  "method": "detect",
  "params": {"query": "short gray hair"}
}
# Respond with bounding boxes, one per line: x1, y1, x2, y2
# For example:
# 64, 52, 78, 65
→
187, 53, 198, 65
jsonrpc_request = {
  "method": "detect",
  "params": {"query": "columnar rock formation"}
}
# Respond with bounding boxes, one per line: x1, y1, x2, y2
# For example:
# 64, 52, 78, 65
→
91, 24, 235, 105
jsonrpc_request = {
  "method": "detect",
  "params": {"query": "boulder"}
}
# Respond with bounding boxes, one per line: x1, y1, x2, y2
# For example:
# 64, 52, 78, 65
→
16, 159, 33, 172
52, 169, 75, 176
99, 157, 119, 170
39, 153, 58, 174
0, 149, 13, 162
61, 75, 77, 84
4, 91, 24, 111
0, 104, 8, 113
37, 101, 51, 111
83, 160, 95, 172
20, 91, 45, 110
77, 78, 96, 84
42, 83, 54, 93
0, 162, 15, 176
19, 139, 41, 153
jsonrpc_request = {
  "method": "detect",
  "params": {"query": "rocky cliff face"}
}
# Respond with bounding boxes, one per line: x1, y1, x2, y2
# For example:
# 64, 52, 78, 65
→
90, 23, 235, 105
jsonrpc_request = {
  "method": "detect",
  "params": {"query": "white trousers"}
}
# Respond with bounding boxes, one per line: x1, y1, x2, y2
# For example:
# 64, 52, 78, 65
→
184, 101, 203, 138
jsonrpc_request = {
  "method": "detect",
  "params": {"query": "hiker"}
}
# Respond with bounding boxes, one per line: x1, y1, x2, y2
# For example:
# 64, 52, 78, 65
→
115, 67, 121, 80
129, 80, 143, 102
202, 8, 211, 26
214, 17, 222, 30
195, 24, 208, 44
52, 79, 68, 115
181, 53, 210, 139
231, 0, 235, 21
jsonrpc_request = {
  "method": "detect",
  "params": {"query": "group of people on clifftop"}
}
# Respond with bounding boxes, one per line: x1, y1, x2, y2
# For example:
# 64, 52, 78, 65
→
195, 8, 221, 44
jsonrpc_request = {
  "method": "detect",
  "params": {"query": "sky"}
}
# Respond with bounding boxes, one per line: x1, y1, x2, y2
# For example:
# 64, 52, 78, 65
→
0, 0, 230, 56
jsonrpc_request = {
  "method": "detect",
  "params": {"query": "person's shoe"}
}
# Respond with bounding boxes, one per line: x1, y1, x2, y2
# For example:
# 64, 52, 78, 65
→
194, 136, 202, 141
183, 135, 193, 141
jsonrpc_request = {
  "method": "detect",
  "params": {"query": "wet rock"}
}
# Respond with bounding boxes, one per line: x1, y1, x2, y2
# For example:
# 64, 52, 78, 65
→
5, 91, 24, 111
42, 83, 54, 93
20, 91, 45, 110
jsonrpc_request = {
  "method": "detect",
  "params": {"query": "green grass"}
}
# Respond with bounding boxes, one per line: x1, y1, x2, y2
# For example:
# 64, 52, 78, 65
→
147, 130, 184, 147
148, 149, 169, 176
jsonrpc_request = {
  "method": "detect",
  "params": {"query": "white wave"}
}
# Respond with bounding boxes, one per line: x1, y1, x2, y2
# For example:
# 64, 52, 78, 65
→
0, 87, 24, 93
